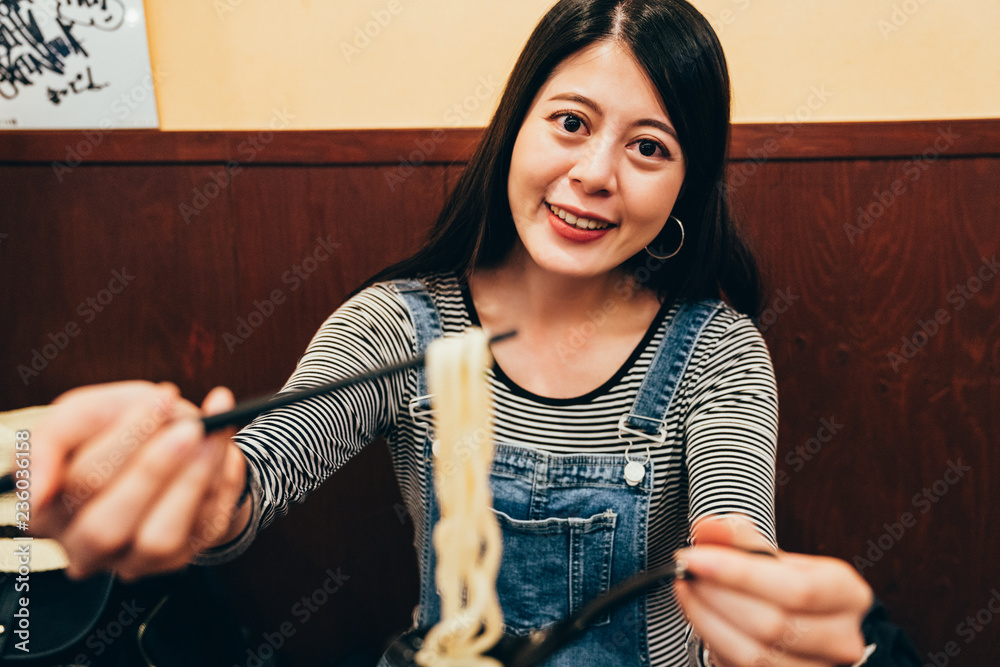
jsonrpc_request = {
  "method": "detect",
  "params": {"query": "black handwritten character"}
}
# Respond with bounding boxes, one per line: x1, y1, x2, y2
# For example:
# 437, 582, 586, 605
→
56, 0, 125, 32
47, 84, 67, 104
0, 2, 89, 100
67, 69, 84, 93
0, 0, 120, 103
67, 65, 107, 93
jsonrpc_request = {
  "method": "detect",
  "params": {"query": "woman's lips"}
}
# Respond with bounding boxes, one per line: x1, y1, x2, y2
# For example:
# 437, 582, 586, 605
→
545, 203, 614, 243
547, 202, 614, 229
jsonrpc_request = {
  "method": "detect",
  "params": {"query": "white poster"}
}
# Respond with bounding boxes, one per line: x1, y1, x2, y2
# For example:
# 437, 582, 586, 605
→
0, 0, 159, 129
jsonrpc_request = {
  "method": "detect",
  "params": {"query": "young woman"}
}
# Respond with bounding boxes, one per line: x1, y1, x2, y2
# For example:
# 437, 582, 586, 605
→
31, 1, 879, 665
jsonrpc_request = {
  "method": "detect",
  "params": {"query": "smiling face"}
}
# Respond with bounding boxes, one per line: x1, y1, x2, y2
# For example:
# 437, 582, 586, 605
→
506, 40, 686, 281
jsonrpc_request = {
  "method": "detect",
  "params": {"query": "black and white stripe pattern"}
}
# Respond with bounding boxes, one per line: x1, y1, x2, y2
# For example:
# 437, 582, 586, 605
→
207, 272, 778, 666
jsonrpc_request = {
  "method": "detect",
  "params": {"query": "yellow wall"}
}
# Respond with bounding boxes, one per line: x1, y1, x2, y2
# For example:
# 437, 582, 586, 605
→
144, 0, 1000, 130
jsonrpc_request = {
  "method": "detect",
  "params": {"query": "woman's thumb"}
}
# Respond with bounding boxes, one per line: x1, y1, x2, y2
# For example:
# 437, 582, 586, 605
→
692, 514, 770, 552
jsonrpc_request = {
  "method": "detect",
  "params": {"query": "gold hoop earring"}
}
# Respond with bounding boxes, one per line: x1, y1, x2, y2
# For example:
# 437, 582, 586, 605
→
645, 216, 685, 260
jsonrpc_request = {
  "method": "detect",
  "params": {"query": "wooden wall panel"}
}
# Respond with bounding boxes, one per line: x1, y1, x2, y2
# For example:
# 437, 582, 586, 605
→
209, 165, 444, 663
1, 122, 997, 664
1, 165, 241, 403
0, 153, 444, 664
730, 156, 999, 664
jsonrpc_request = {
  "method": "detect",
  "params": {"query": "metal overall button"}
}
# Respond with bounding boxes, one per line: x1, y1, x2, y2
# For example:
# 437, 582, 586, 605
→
617, 413, 666, 487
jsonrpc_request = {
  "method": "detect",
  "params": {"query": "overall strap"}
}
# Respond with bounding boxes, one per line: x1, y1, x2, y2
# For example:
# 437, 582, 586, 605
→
619, 299, 725, 441
390, 279, 444, 416
390, 279, 449, 629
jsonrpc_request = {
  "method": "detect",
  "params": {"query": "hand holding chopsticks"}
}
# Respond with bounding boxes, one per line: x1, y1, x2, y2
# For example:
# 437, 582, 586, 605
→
673, 515, 873, 667
21, 382, 247, 580
8, 330, 515, 582
1, 330, 516, 496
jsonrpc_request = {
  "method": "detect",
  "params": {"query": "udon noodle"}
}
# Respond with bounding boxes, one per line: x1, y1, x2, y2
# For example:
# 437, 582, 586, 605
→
416, 329, 504, 666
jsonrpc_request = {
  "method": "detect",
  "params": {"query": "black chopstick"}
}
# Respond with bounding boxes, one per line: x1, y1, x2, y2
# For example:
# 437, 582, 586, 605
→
201, 329, 516, 432
504, 548, 776, 666
0, 330, 516, 495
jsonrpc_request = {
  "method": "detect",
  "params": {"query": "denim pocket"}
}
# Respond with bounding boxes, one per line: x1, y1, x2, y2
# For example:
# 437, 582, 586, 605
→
492, 509, 617, 635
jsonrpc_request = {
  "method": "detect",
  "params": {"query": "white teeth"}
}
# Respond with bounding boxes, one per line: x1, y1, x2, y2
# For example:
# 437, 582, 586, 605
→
547, 203, 610, 230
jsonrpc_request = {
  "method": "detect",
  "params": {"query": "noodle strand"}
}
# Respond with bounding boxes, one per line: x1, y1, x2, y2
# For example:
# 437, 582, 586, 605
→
417, 329, 504, 666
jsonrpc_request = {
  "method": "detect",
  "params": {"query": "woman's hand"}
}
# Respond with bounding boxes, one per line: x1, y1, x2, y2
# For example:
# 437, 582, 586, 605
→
29, 381, 250, 581
675, 515, 873, 667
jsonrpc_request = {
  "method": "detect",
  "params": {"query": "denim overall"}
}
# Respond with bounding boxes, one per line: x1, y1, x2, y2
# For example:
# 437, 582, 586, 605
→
387, 279, 722, 666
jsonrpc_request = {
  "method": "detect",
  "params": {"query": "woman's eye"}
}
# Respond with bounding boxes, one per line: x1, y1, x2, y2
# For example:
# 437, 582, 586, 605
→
637, 138, 668, 158
558, 114, 585, 133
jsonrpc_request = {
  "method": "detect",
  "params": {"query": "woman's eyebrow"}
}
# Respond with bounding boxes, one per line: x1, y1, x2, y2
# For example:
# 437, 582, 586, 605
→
636, 118, 679, 143
547, 92, 679, 142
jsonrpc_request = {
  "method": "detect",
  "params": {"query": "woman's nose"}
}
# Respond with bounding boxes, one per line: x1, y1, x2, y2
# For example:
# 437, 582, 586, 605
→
567, 137, 617, 195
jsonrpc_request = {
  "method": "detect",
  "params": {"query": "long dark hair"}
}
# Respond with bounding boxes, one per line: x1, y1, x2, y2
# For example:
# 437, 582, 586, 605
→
365, 0, 763, 316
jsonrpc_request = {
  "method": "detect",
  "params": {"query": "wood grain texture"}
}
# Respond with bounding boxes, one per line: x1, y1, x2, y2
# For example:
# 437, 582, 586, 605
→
2, 119, 998, 166
732, 156, 999, 663
1, 122, 997, 664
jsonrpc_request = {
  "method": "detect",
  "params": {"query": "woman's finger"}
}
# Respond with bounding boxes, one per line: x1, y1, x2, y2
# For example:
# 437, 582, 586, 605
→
189, 438, 247, 553
187, 386, 243, 553
675, 580, 829, 667
115, 432, 225, 580
31, 381, 176, 510
61, 417, 204, 578
58, 386, 178, 514
676, 545, 872, 614
692, 514, 775, 553
684, 578, 869, 665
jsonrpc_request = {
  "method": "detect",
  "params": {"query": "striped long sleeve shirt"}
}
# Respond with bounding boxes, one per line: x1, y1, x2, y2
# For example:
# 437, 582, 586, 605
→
200, 272, 779, 666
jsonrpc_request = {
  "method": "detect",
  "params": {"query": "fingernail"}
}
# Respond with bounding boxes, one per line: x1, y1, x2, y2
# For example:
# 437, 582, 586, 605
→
678, 548, 721, 577
209, 386, 235, 412
168, 419, 202, 454
673, 549, 695, 580
157, 381, 180, 396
